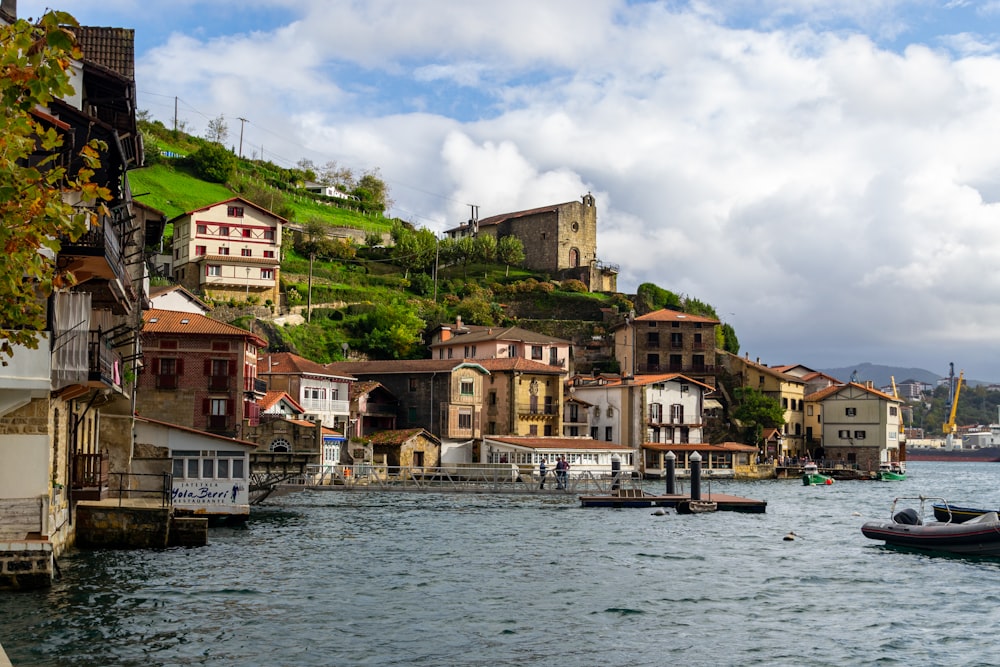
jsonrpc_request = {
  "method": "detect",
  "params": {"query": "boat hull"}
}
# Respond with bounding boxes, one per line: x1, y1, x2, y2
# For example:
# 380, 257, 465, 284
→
906, 447, 1000, 462
803, 474, 833, 486
862, 516, 1000, 556
876, 472, 906, 481
932, 504, 1000, 524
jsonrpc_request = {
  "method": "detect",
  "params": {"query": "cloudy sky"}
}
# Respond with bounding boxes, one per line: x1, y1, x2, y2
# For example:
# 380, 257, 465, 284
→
21, 0, 1000, 380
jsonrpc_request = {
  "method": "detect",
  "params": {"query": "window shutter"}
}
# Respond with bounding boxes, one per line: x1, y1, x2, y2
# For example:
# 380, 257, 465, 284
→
229, 360, 237, 375
151, 358, 160, 374
227, 399, 235, 416
202, 398, 210, 414
204, 359, 212, 375
177, 359, 184, 375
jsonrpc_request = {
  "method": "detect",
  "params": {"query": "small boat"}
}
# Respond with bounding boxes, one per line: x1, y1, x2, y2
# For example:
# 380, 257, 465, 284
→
932, 502, 1000, 524
802, 462, 833, 486
875, 462, 906, 481
862, 496, 1000, 556
676, 499, 717, 514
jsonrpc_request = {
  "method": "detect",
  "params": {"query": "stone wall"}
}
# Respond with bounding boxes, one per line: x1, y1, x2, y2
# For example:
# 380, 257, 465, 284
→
0, 541, 53, 591
75, 503, 171, 549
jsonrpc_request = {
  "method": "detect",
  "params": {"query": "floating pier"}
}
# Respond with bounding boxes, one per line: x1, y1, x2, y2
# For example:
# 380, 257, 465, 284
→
579, 450, 766, 513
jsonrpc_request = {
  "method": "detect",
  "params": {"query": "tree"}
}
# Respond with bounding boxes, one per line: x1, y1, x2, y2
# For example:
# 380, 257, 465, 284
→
497, 235, 525, 267
351, 168, 392, 213
190, 142, 235, 183
205, 114, 228, 145
718, 322, 739, 354
0, 11, 110, 361
635, 282, 681, 313
732, 387, 785, 446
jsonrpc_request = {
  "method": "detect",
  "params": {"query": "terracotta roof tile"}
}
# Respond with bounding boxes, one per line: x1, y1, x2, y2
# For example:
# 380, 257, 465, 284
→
326, 359, 490, 375
369, 428, 439, 445
484, 436, 631, 451
429, 325, 571, 348
634, 309, 719, 325
476, 357, 566, 374
261, 352, 354, 379
142, 309, 266, 346
75, 26, 135, 79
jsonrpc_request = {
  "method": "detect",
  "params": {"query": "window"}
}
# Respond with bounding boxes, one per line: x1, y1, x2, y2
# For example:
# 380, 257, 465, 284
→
227, 206, 244, 217
845, 407, 857, 417
605, 426, 613, 441
591, 426, 599, 439
529, 425, 538, 436
854, 430, 866, 440
207, 265, 221, 277
407, 406, 417, 421
263, 250, 275, 258
264, 230, 275, 240
508, 344, 517, 358
242, 228, 252, 238
260, 268, 274, 280
218, 246, 229, 255
649, 403, 662, 422
647, 332, 660, 347
197, 224, 207, 234
694, 333, 702, 344
209, 359, 230, 390
195, 245, 206, 256
241, 248, 252, 257
458, 412, 472, 429
460, 378, 474, 396
838, 430, 850, 438
408, 378, 417, 392
489, 390, 497, 405
807, 405, 814, 416
531, 345, 542, 360
889, 406, 898, 416
447, 348, 453, 359
671, 332, 683, 347
670, 404, 684, 424
219, 226, 230, 236
156, 357, 180, 389
782, 397, 789, 409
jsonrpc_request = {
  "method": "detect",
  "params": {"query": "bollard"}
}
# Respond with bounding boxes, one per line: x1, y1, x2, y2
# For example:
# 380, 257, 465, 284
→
611, 453, 621, 492
665, 451, 676, 495
690, 451, 702, 500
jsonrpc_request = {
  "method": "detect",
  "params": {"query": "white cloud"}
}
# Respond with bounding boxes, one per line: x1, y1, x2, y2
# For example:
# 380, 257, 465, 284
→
24, 0, 1000, 378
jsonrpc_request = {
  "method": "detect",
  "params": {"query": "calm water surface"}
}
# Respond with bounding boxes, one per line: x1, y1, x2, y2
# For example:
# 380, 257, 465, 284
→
3, 461, 1000, 666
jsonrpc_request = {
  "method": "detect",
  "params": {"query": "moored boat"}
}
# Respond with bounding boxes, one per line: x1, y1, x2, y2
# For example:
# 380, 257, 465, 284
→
875, 462, 906, 481
862, 496, 1000, 556
802, 462, 833, 486
932, 502, 1000, 524
676, 499, 717, 514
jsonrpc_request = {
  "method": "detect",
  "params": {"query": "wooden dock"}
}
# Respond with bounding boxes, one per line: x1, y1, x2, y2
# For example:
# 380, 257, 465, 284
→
578, 489, 766, 513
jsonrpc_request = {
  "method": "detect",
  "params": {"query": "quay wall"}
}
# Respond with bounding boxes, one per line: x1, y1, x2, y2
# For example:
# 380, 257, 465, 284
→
75, 503, 171, 549
0, 539, 53, 591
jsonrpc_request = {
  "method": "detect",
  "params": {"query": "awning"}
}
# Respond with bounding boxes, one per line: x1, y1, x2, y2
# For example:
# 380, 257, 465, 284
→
704, 399, 723, 410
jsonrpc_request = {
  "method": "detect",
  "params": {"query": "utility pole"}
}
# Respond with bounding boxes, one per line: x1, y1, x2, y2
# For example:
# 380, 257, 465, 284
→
173, 96, 178, 132
237, 117, 249, 158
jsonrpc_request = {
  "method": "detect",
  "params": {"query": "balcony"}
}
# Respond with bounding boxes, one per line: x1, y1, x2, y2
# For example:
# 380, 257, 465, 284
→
88, 330, 125, 392
638, 363, 717, 375
58, 203, 136, 304
300, 398, 350, 416
517, 403, 557, 420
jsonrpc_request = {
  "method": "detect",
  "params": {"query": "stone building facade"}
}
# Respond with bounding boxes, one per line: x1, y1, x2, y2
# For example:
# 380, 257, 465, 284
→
444, 194, 617, 292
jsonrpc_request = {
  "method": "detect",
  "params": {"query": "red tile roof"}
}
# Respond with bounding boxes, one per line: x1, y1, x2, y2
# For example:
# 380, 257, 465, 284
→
430, 324, 571, 348
642, 442, 757, 452
261, 352, 354, 380
634, 309, 719, 325
142, 309, 266, 346
476, 357, 566, 374
369, 428, 439, 446
325, 359, 490, 375
484, 436, 631, 451
259, 390, 304, 413
168, 196, 289, 224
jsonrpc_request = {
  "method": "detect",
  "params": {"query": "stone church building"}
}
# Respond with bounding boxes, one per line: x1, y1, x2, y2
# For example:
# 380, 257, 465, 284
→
444, 193, 618, 292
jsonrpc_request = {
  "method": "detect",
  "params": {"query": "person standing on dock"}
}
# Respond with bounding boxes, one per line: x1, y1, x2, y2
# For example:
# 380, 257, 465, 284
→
556, 455, 569, 490
539, 457, 548, 489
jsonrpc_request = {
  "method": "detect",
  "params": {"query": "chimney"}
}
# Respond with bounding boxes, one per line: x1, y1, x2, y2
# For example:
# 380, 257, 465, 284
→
440, 327, 452, 342
456, 315, 463, 328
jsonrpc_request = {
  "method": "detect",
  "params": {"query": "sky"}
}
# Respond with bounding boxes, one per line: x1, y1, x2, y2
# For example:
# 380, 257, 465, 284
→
19, 0, 1000, 381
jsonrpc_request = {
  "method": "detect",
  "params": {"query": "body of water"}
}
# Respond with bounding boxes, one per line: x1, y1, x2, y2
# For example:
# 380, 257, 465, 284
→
2, 461, 1000, 666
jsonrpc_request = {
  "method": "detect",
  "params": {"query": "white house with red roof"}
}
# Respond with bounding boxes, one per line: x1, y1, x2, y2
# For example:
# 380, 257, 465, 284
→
569, 373, 714, 476
259, 352, 353, 434
169, 196, 284, 304
482, 435, 633, 478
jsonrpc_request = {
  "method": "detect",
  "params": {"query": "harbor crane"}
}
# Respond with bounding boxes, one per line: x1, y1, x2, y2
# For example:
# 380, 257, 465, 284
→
943, 363, 964, 450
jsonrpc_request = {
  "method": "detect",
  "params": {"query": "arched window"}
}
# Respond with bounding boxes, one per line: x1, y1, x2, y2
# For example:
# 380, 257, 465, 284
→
270, 439, 291, 452
569, 247, 580, 267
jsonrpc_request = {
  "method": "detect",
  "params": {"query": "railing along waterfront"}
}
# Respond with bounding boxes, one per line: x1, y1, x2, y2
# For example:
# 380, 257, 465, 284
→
109, 472, 173, 507
286, 464, 660, 496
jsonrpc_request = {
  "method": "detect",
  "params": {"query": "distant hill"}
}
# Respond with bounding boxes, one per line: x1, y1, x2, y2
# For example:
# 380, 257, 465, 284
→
819, 363, 943, 388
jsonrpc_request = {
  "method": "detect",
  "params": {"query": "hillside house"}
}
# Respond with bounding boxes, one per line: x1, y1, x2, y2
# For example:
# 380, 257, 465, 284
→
428, 317, 573, 371
719, 352, 807, 458
569, 373, 712, 476
807, 381, 903, 470
442, 193, 617, 292
136, 309, 267, 438
259, 352, 353, 433
148, 284, 211, 315
169, 196, 284, 305
0, 20, 146, 589
325, 359, 489, 465
477, 357, 568, 437
614, 309, 720, 388
349, 381, 399, 438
